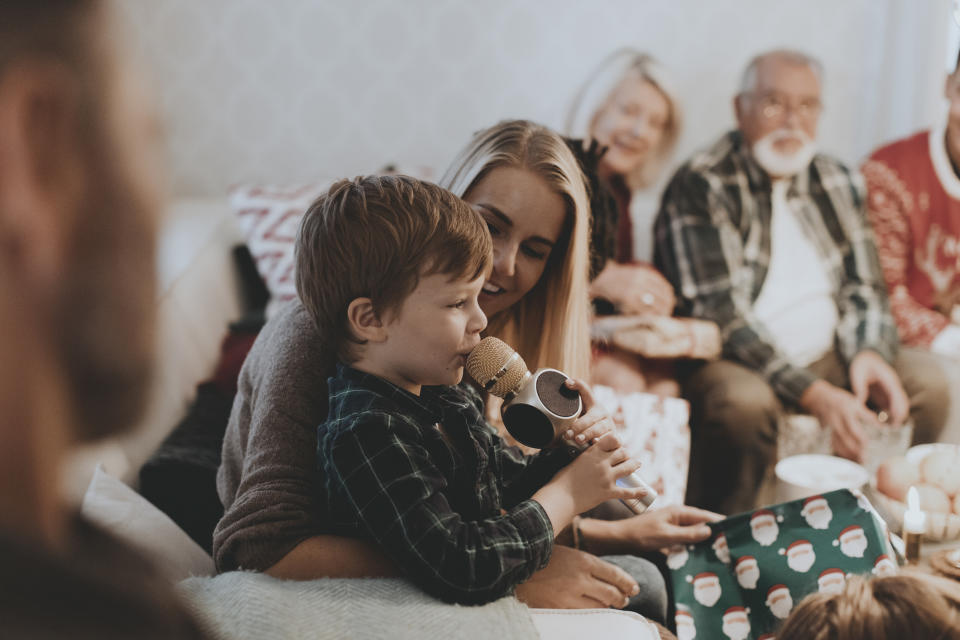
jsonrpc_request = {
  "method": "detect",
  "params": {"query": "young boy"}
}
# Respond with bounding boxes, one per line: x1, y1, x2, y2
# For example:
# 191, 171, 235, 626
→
298, 175, 646, 605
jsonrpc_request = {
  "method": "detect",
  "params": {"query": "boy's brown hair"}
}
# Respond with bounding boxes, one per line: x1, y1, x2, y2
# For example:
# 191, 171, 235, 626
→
295, 174, 491, 363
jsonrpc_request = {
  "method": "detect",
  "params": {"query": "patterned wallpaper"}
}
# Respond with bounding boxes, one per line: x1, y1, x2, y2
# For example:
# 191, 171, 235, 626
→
119, 0, 954, 199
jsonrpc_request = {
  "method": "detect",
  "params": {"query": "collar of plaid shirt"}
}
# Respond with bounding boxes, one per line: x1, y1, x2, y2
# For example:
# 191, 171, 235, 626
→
331, 363, 484, 428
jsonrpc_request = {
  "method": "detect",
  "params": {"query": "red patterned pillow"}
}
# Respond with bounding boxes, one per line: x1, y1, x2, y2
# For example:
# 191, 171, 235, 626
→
230, 181, 332, 308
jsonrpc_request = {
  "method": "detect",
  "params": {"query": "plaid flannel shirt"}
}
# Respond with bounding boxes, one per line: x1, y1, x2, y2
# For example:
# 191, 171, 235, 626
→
318, 364, 572, 605
654, 130, 897, 406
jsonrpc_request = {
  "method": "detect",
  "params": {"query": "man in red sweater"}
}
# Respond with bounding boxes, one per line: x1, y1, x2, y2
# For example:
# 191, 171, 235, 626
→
862, 55, 960, 358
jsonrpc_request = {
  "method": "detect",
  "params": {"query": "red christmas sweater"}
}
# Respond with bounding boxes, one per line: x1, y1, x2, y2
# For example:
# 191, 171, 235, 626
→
861, 128, 960, 347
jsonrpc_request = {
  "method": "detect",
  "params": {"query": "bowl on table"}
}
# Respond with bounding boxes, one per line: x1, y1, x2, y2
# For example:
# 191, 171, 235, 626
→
775, 454, 870, 503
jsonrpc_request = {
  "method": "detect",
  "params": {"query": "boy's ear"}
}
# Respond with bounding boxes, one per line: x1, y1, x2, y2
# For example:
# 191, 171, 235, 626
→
347, 297, 387, 343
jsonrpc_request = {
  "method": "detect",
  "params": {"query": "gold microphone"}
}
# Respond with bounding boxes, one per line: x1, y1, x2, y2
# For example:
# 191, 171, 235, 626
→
466, 336, 656, 513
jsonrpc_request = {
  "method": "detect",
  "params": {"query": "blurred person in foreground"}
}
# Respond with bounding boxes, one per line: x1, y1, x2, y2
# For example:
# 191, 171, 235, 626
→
0, 1, 208, 637
654, 49, 950, 515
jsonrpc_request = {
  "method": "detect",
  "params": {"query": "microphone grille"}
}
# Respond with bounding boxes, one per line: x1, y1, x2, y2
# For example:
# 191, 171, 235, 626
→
466, 337, 529, 398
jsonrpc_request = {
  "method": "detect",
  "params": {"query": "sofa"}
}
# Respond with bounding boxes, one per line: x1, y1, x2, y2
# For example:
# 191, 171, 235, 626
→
71, 196, 663, 640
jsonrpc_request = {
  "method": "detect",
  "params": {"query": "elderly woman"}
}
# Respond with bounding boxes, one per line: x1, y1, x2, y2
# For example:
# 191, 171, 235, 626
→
567, 49, 686, 395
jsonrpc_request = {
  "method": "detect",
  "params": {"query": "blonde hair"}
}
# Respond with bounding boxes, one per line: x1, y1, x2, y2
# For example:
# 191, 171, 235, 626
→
778, 571, 960, 640
566, 48, 682, 190
440, 120, 592, 380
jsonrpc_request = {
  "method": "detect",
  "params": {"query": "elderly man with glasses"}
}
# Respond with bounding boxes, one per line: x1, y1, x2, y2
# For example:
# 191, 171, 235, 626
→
653, 49, 950, 515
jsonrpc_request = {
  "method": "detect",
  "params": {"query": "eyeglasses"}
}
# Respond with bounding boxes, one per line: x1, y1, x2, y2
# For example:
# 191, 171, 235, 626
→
746, 92, 822, 121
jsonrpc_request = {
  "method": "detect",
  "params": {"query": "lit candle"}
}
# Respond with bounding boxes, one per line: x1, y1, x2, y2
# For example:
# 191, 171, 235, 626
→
904, 486, 926, 534
903, 486, 925, 563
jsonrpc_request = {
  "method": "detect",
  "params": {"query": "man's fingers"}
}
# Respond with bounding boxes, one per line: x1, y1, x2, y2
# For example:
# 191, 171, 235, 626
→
846, 411, 870, 451
887, 386, 911, 425
851, 376, 869, 404
832, 422, 863, 462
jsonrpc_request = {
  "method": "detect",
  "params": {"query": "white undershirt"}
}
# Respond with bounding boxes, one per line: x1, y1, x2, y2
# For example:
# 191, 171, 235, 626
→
752, 180, 838, 367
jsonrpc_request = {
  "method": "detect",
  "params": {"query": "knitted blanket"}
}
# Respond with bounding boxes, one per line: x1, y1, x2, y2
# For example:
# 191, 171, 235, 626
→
178, 572, 539, 640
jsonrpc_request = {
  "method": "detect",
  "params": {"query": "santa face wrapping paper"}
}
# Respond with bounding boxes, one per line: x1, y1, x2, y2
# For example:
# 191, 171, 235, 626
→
668, 489, 896, 640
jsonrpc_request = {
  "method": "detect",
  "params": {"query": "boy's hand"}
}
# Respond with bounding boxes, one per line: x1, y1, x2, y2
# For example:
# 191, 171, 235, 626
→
534, 432, 647, 530
560, 378, 616, 447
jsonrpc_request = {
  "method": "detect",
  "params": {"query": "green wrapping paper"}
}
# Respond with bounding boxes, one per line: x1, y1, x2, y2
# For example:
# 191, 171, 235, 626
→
669, 489, 896, 640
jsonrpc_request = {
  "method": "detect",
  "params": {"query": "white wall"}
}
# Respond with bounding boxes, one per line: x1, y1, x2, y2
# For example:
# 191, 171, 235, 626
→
119, 0, 956, 200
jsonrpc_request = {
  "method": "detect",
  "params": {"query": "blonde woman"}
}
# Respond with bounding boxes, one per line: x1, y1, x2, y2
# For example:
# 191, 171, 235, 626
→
441, 120, 592, 381
778, 571, 960, 640
215, 120, 718, 618
567, 49, 685, 395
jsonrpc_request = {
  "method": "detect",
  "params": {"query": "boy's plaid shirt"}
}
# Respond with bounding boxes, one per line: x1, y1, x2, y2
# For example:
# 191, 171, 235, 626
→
654, 131, 898, 406
318, 364, 573, 605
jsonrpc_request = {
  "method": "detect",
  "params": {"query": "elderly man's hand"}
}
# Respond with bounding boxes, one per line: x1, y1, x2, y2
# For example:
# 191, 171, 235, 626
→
800, 380, 875, 462
515, 546, 639, 609
848, 350, 910, 426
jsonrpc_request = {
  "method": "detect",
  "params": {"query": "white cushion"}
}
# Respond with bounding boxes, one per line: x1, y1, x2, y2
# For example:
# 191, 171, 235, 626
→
230, 181, 332, 308
81, 464, 215, 582
530, 608, 661, 639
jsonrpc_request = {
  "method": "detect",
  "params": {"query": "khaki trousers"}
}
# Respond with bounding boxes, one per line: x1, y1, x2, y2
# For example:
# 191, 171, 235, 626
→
682, 348, 951, 515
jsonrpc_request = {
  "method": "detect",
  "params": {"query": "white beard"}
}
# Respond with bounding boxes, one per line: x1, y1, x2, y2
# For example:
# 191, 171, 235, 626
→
840, 537, 868, 558
752, 523, 779, 546
722, 620, 750, 640
694, 584, 721, 607
787, 549, 816, 573
768, 596, 794, 619
736, 567, 759, 589
752, 129, 816, 177
873, 560, 897, 577
803, 507, 832, 530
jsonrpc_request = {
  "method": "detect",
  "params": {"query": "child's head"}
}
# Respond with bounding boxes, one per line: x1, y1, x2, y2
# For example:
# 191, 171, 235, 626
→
777, 571, 960, 640
295, 175, 491, 389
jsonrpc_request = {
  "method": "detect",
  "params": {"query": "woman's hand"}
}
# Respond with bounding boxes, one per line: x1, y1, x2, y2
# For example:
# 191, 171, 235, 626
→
515, 545, 639, 609
560, 378, 616, 447
589, 262, 675, 316
579, 505, 723, 555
